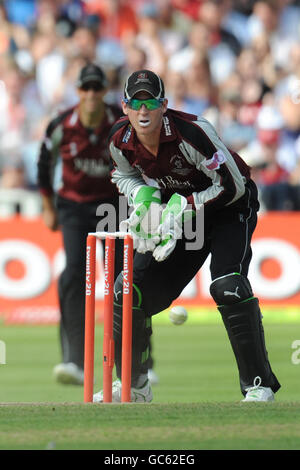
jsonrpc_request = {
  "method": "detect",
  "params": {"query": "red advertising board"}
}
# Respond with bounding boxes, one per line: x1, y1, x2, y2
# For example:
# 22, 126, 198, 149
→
0, 213, 299, 324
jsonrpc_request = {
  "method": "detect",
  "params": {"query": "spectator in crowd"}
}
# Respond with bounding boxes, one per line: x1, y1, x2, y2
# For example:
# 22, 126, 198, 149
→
83, 0, 138, 43
167, 20, 210, 75
3, 0, 37, 28
0, 0, 299, 218
250, 32, 280, 92
237, 78, 262, 131
69, 25, 98, 62
240, 103, 297, 210
171, 0, 203, 22
273, 41, 300, 205
247, 0, 300, 71
50, 55, 87, 110
166, 51, 215, 116
0, 62, 27, 189
197, 0, 242, 84
124, 45, 147, 75
185, 51, 216, 108
154, 0, 187, 54
203, 73, 256, 152
198, 0, 242, 57
166, 69, 209, 115
132, 3, 169, 77
31, 27, 66, 110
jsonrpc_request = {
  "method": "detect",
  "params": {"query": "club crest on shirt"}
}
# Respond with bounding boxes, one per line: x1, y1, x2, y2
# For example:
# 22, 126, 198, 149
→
202, 150, 226, 171
170, 154, 192, 176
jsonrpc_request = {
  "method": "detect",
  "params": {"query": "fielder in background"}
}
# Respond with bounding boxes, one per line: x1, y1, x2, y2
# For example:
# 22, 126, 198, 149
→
37, 63, 125, 385
93, 69, 280, 403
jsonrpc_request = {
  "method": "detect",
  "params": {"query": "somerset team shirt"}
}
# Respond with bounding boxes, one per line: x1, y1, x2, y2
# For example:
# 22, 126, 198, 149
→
38, 104, 122, 203
108, 109, 251, 215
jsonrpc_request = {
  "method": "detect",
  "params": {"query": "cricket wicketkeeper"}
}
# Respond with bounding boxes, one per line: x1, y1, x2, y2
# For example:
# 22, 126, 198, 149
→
93, 69, 280, 403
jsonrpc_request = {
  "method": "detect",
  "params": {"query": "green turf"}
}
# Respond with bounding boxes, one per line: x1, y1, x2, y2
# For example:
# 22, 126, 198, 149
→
0, 402, 300, 450
0, 319, 300, 449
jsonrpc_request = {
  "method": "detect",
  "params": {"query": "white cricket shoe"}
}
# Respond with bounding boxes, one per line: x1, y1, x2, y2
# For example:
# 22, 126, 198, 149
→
93, 379, 153, 403
53, 362, 84, 385
242, 376, 274, 402
148, 369, 159, 385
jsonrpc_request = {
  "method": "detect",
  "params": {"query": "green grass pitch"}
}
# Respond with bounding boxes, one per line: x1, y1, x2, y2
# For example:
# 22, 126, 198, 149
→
0, 308, 300, 450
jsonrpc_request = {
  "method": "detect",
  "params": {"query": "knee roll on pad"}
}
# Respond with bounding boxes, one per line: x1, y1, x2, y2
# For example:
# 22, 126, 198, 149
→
113, 303, 151, 382
113, 275, 142, 338
114, 274, 141, 308
113, 273, 124, 307
210, 273, 253, 306
113, 274, 150, 382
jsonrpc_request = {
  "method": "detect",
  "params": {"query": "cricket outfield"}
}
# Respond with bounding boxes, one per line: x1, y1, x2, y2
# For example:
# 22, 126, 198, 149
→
0, 309, 299, 450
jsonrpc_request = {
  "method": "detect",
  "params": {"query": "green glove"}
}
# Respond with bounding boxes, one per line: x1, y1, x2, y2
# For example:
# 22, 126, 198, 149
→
153, 193, 195, 262
120, 186, 162, 253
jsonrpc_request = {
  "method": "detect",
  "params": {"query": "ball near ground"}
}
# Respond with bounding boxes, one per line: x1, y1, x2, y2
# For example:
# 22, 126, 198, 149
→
169, 306, 188, 325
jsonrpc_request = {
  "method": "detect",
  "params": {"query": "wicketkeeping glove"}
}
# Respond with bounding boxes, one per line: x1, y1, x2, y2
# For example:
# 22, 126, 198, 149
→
153, 193, 195, 262
120, 186, 162, 253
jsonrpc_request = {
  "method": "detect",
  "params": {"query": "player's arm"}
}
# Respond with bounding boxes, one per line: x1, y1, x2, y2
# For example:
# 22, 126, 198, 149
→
154, 117, 247, 262
179, 117, 246, 214
109, 141, 162, 252
109, 141, 146, 198
37, 119, 62, 231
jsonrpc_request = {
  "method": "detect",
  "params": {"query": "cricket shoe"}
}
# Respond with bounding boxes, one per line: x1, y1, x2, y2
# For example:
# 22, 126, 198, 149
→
93, 379, 153, 403
53, 362, 84, 385
242, 376, 274, 402
148, 369, 159, 385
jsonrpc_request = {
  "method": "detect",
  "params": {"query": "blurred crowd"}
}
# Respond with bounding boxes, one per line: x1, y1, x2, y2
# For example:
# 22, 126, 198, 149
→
0, 0, 300, 211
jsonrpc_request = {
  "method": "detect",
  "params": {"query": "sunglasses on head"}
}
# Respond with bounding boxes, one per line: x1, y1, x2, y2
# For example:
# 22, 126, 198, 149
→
80, 82, 103, 92
124, 98, 164, 111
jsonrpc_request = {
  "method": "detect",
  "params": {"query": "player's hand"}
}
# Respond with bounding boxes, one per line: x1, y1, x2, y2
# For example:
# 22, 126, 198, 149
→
153, 194, 195, 262
41, 195, 59, 231
42, 207, 59, 231
152, 212, 179, 261
120, 186, 161, 253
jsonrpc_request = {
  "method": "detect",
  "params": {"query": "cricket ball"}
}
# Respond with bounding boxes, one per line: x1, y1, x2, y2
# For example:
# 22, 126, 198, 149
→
169, 306, 188, 325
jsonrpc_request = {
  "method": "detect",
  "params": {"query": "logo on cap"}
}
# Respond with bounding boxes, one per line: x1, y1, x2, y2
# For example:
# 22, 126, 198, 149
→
135, 72, 151, 84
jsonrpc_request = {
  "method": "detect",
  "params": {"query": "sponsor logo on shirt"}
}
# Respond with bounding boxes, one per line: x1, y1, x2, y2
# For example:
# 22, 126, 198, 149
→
202, 150, 226, 171
155, 175, 195, 190
163, 116, 172, 136
74, 158, 110, 177
122, 125, 132, 143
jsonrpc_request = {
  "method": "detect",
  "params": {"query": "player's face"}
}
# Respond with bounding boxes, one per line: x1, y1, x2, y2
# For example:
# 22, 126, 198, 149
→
78, 82, 106, 113
122, 92, 168, 137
